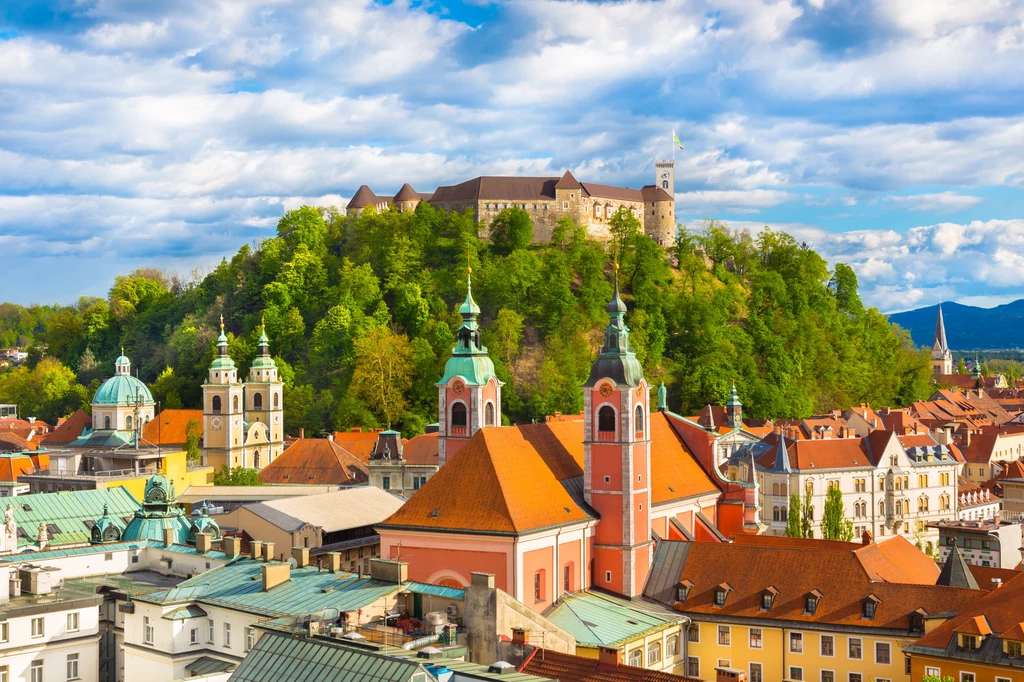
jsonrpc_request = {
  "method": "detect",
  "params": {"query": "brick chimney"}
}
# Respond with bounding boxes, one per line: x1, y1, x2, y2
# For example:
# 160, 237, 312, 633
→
598, 646, 621, 666
292, 547, 309, 568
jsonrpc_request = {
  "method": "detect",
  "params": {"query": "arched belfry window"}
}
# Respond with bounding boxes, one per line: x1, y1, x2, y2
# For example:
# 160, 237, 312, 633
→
273, 392, 279, 408
104, 416, 111, 429
598, 406, 616, 434
635, 404, 645, 438
485, 402, 495, 427
232, 395, 239, 411
451, 402, 467, 428
212, 395, 222, 414
662, 180, 669, 190
253, 392, 263, 410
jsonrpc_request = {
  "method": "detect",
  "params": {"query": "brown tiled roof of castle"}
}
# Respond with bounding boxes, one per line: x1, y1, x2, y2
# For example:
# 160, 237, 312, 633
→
347, 184, 380, 209
431, 176, 559, 203
553, 170, 580, 189
580, 182, 645, 202
640, 185, 674, 202
258, 438, 367, 485
393, 183, 420, 202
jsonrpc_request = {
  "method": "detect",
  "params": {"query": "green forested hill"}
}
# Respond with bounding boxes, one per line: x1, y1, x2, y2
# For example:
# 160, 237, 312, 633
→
0, 205, 933, 433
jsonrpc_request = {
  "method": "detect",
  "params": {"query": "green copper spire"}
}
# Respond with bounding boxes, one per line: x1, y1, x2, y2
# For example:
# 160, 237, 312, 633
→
585, 266, 644, 387
438, 267, 496, 386
727, 383, 742, 407
657, 383, 668, 411
251, 315, 277, 370
209, 314, 237, 371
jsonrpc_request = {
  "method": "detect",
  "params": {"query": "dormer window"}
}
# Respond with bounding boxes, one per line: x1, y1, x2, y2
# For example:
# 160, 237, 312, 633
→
676, 580, 693, 603
861, 595, 880, 620
910, 609, 926, 632
760, 586, 778, 611
804, 590, 823, 616
1005, 640, 1023, 657
713, 583, 732, 607
960, 634, 979, 650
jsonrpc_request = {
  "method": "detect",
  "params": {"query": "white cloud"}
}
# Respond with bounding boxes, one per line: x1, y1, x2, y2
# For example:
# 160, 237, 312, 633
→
885, 192, 983, 212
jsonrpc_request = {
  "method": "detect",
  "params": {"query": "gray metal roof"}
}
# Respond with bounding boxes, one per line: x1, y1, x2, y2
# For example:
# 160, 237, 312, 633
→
643, 540, 691, 605
228, 629, 428, 682
185, 656, 235, 675
240, 487, 406, 533
242, 502, 307, 532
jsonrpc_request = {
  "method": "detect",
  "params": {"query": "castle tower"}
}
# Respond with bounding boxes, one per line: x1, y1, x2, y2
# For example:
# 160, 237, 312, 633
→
931, 304, 953, 376
244, 318, 284, 469
583, 269, 651, 598
202, 316, 245, 470
437, 268, 502, 467
655, 160, 674, 196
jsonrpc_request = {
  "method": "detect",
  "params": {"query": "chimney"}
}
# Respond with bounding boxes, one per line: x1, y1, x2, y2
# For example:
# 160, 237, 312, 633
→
251, 540, 263, 561
292, 547, 310, 568
223, 536, 241, 558
327, 552, 342, 573
163, 527, 175, 548
511, 628, 527, 646
195, 531, 212, 554
598, 646, 622, 666
261, 562, 291, 591
471, 572, 495, 589
299, 428, 305, 439
861, 529, 873, 546
992, 578, 1003, 588
369, 558, 408, 583
264, 541, 276, 561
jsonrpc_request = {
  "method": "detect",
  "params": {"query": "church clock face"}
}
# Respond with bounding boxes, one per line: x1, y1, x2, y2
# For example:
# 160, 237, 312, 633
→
211, 417, 222, 429
661, 171, 670, 178
273, 414, 281, 424
233, 417, 241, 428
599, 383, 614, 398
451, 379, 466, 395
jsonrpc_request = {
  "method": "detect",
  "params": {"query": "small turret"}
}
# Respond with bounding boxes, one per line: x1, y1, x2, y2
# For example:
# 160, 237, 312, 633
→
657, 383, 668, 412
726, 383, 742, 429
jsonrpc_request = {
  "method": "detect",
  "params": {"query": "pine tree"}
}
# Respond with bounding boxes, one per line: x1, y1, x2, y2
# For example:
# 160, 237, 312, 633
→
785, 492, 803, 538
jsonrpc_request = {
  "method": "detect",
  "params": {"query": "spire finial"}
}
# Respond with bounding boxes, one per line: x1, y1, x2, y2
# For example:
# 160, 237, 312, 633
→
219, 314, 224, 333
261, 314, 265, 332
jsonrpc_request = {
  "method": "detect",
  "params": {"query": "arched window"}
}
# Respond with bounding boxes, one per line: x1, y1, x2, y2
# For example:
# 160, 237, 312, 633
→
253, 392, 263, 410
232, 395, 239, 411
451, 402, 467, 429
212, 395, 222, 414
773, 507, 780, 522
781, 483, 788, 498
598, 406, 616, 435
485, 402, 495, 427
896, 500, 903, 515
253, 450, 261, 469
781, 506, 788, 521
104, 416, 111, 429
773, 483, 780, 497
273, 392, 279, 408
662, 180, 668, 190
806, 481, 814, 495
562, 562, 574, 593
533, 569, 546, 603
125, 415, 133, 431
634, 405, 645, 438
880, 500, 886, 516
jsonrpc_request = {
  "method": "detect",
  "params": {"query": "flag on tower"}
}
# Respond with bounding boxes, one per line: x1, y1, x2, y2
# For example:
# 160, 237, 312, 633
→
672, 129, 684, 150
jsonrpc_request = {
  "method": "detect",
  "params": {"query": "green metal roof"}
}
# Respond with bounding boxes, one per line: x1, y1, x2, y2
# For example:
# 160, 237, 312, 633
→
229, 629, 429, 682
0, 539, 232, 563
138, 558, 403, 618
186, 656, 235, 675
438, 355, 497, 386
164, 604, 208, 620
6, 487, 142, 548
69, 429, 135, 448
93, 374, 155, 407
545, 590, 682, 647
403, 582, 464, 599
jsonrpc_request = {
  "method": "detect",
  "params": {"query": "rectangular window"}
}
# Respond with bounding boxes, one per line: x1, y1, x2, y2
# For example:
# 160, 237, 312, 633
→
382, 476, 390, 490
790, 632, 803, 653
31, 662, 43, 682
67, 612, 79, 632
31, 617, 44, 637
749, 627, 762, 649
224, 622, 231, 648
666, 635, 679, 657
848, 637, 862, 659
208, 619, 215, 643
190, 628, 199, 645
563, 565, 571, 592
0, 665, 7, 682
718, 659, 731, 668
960, 674, 975, 682
0, 621, 7, 642
605, 570, 611, 583
686, 658, 699, 678
534, 572, 542, 602
821, 672, 834, 682
67, 654, 79, 681
687, 626, 699, 643
790, 667, 803, 681
246, 627, 256, 652
749, 663, 762, 682
821, 634, 834, 656
875, 641, 891, 664
849, 674, 862, 682
925, 669, 940, 677
718, 625, 731, 646
144, 616, 154, 644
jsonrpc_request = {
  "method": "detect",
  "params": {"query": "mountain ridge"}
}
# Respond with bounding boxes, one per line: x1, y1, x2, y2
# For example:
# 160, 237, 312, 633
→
888, 300, 1024, 350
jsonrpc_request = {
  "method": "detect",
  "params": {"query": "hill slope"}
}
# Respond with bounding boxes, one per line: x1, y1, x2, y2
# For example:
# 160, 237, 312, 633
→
888, 300, 1024, 350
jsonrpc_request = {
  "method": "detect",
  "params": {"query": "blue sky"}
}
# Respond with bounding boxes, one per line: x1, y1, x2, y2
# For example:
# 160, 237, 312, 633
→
2, 0, 1024, 312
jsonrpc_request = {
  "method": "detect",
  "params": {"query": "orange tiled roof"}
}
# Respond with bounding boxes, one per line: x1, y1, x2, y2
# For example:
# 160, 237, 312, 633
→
0, 452, 47, 481
142, 409, 203, 446
647, 412, 719, 503
728, 534, 862, 552
380, 427, 592, 535
1000, 622, 1024, 640
258, 438, 368, 485
403, 432, 438, 466
996, 459, 1024, 481
756, 432, 876, 471
329, 429, 381, 463
0, 431, 36, 451
870, 536, 941, 585
968, 564, 1019, 591
43, 409, 91, 444
658, 541, 983, 629
955, 615, 993, 636
520, 649, 700, 682
916, 572, 1024, 650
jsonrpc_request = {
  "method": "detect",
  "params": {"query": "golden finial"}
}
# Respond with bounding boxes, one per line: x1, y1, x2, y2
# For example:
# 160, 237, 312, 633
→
219, 314, 224, 333
466, 250, 472, 277
120, 346, 124, 357
261, 314, 265, 332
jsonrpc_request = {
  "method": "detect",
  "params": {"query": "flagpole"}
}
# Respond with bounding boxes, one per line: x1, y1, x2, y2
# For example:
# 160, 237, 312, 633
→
672, 128, 675, 163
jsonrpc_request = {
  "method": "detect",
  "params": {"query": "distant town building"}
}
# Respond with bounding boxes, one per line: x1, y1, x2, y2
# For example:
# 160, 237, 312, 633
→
929, 517, 1023, 570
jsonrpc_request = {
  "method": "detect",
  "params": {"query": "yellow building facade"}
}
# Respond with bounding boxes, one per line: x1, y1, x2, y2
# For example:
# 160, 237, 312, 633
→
106, 450, 213, 502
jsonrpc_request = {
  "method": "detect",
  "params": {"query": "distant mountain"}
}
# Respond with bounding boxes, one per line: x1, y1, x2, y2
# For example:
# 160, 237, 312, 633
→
888, 300, 1024, 350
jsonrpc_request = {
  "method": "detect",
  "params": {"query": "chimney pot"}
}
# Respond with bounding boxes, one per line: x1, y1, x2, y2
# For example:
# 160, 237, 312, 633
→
261, 562, 291, 591
163, 527, 175, 548
195, 531, 212, 554
327, 552, 342, 573
264, 541, 276, 561
299, 428, 305, 439
598, 646, 621, 666
251, 540, 263, 561
511, 628, 527, 645
292, 546, 310, 568
223, 536, 241, 558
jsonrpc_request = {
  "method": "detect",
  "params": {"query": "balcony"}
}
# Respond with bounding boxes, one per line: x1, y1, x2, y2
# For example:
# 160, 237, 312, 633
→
450, 426, 467, 437
597, 431, 616, 442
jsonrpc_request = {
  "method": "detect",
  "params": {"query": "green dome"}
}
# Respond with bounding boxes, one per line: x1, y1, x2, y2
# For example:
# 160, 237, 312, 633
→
122, 510, 191, 544
143, 473, 176, 504
187, 506, 221, 544
93, 374, 155, 407
90, 504, 122, 544
115, 355, 131, 366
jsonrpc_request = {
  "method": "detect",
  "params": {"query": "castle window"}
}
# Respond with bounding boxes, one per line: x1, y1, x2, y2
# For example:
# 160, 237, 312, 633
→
662, 180, 668, 190
451, 402, 467, 429
598, 406, 616, 434
253, 392, 263, 410
563, 202, 568, 209
104, 416, 111, 429
485, 402, 495, 427
212, 396, 222, 414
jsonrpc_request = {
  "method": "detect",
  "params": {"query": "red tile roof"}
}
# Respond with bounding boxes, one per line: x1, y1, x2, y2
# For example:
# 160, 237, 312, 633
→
403, 432, 438, 466
0, 431, 36, 451
142, 409, 203, 446
43, 409, 91, 444
756, 432, 876, 470
329, 430, 381, 463
258, 438, 368, 485
520, 649, 700, 682
915, 571, 1024, 649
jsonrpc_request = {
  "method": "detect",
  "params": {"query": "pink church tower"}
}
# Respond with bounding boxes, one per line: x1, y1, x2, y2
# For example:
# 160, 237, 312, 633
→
583, 270, 651, 598
437, 268, 502, 467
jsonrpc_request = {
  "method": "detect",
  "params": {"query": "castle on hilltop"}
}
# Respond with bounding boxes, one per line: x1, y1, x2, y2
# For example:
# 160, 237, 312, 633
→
346, 159, 677, 245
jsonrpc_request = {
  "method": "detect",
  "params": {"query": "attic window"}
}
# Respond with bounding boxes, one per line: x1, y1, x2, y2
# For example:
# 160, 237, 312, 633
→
713, 583, 732, 607
761, 586, 778, 611
431, 509, 440, 518
283, 474, 289, 479
804, 590, 823, 615
308, 475, 315, 479
676, 580, 693, 603
83, 521, 95, 530
21, 503, 31, 511
861, 595, 880, 620
668, 486, 675, 493
910, 610, 926, 632
47, 524, 60, 536
564, 507, 572, 513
